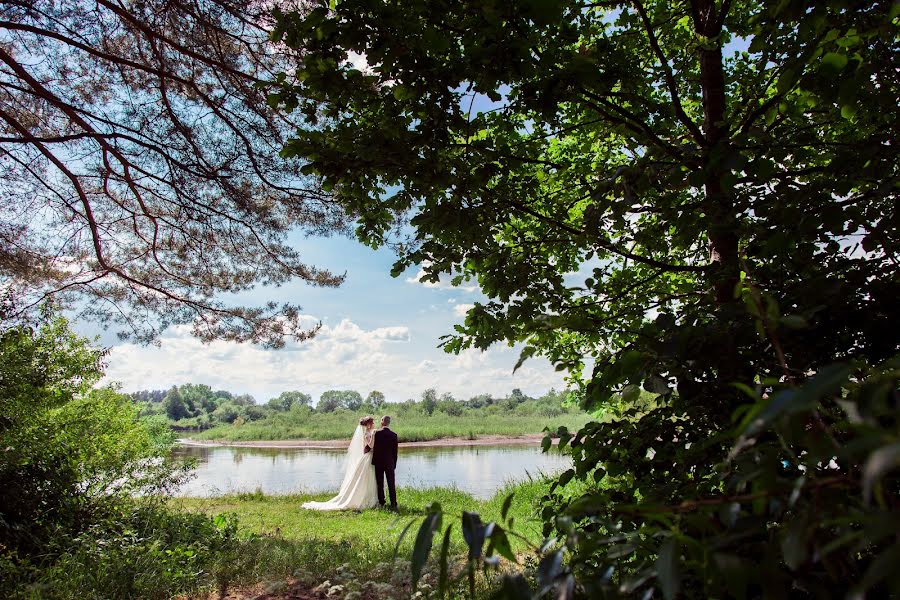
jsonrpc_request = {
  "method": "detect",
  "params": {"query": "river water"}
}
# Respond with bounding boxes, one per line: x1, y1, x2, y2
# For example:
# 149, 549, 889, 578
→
173, 444, 571, 499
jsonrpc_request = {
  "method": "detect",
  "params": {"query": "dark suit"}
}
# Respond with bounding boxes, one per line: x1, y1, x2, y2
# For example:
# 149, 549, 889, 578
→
372, 427, 398, 507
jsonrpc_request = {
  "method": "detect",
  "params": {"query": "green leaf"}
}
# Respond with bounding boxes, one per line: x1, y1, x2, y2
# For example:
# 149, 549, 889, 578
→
821, 52, 848, 73
487, 525, 517, 562
862, 442, 900, 503
437, 524, 453, 597
461, 511, 486, 560
500, 493, 515, 521
742, 363, 853, 435
411, 510, 442, 588
776, 67, 799, 94
841, 103, 858, 120
513, 346, 536, 373
541, 434, 552, 453
621, 384, 641, 402
644, 375, 670, 395
536, 550, 564, 593
781, 517, 809, 570
558, 469, 575, 487
656, 537, 681, 600
780, 315, 809, 329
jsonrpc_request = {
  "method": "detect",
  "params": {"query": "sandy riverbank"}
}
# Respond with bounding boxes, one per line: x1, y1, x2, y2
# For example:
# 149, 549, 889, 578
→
177, 433, 552, 450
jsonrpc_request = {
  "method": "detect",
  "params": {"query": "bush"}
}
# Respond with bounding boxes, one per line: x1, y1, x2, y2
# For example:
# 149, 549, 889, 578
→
0, 314, 238, 599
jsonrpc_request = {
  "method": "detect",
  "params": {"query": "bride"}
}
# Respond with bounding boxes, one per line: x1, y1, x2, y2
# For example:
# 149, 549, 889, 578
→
302, 416, 379, 511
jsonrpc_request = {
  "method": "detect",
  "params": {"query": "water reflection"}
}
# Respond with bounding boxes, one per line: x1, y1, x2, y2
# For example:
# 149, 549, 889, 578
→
172, 444, 571, 499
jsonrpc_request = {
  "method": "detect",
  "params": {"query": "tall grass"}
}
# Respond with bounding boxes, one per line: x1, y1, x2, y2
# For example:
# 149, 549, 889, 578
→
189, 410, 592, 442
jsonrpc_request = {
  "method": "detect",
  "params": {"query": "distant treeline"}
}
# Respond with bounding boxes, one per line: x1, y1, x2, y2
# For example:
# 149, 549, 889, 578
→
131, 384, 576, 430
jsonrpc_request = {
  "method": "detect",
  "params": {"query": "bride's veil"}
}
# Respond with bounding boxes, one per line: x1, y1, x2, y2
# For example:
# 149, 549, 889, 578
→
339, 424, 365, 491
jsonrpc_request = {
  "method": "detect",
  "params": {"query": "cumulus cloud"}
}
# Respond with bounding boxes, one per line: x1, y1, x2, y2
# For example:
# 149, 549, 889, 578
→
453, 303, 475, 317
405, 262, 479, 293
103, 318, 565, 404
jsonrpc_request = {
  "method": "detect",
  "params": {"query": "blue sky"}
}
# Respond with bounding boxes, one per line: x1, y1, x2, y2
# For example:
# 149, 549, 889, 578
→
95, 31, 752, 406
97, 232, 567, 404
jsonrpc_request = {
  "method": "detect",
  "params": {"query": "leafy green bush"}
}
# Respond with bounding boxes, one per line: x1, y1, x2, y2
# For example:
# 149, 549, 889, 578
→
18, 505, 239, 600
0, 314, 240, 598
408, 360, 899, 598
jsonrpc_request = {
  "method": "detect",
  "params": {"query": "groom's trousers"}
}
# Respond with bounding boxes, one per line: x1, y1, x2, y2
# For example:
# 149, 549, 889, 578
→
375, 466, 397, 506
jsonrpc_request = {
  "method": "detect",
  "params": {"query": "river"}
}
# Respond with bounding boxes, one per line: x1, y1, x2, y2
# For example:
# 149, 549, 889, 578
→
173, 443, 571, 499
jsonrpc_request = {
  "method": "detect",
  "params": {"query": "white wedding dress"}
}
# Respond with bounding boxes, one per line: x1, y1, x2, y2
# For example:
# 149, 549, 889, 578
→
302, 425, 378, 511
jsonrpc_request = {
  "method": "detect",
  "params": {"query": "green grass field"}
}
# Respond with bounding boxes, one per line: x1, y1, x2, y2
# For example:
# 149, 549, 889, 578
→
173, 479, 569, 598
188, 410, 593, 442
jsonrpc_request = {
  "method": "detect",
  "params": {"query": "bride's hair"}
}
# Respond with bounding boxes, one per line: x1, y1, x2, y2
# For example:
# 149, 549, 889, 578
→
359, 416, 374, 427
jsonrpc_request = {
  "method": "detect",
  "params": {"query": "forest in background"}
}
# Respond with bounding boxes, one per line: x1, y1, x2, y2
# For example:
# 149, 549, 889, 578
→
132, 383, 589, 441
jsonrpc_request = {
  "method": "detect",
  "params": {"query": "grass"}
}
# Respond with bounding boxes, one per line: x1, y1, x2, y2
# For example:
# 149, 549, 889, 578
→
172, 479, 562, 598
188, 410, 592, 442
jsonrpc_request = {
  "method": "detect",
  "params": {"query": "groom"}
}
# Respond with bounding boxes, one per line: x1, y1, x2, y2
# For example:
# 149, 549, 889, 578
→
372, 415, 398, 509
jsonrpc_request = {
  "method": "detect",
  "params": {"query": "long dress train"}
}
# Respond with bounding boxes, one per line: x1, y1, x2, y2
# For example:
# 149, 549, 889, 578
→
301, 426, 378, 511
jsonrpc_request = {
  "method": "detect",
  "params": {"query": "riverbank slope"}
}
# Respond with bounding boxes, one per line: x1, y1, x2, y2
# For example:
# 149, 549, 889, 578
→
185, 412, 591, 443
178, 432, 553, 449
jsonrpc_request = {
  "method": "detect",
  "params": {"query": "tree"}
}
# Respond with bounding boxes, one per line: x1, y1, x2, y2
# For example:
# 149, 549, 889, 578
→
211, 402, 240, 424
0, 314, 179, 559
465, 394, 493, 409
179, 383, 218, 414
267, 390, 312, 412
420, 388, 438, 416
342, 390, 364, 411
163, 386, 190, 421
317, 389, 362, 412
437, 392, 463, 417
274, 1, 899, 596
231, 394, 256, 407
0, 0, 347, 347
366, 390, 386, 410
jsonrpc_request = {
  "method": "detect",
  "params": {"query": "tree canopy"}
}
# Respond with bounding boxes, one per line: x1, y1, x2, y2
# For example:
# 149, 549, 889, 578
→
273, 0, 899, 596
0, 0, 347, 346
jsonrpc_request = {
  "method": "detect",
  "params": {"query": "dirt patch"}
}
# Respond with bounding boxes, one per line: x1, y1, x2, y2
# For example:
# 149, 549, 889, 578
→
201, 579, 390, 600
179, 433, 553, 450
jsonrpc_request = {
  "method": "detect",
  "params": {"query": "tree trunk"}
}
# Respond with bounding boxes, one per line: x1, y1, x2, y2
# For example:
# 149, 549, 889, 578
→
695, 0, 743, 388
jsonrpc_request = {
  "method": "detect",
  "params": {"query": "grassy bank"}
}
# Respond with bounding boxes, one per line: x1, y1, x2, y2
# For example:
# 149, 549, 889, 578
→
172, 480, 560, 598
188, 411, 592, 442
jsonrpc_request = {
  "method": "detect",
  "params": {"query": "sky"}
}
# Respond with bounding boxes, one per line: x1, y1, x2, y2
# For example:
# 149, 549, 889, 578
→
85, 27, 753, 407
91, 232, 568, 404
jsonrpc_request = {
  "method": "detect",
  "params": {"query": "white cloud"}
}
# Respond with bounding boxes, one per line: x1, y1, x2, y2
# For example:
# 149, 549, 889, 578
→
405, 262, 479, 292
453, 303, 474, 317
103, 318, 565, 405
346, 51, 373, 74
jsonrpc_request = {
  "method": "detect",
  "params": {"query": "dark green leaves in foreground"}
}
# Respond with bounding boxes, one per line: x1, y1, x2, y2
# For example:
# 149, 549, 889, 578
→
411, 503, 442, 588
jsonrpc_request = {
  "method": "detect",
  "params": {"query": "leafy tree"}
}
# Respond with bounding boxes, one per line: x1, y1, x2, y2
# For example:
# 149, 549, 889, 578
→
242, 405, 268, 422
0, 314, 180, 559
163, 386, 190, 421
231, 394, 256, 407
342, 390, 364, 411
274, 0, 899, 596
178, 384, 218, 414
465, 393, 493, 409
437, 392, 464, 417
317, 389, 362, 412
267, 390, 312, 412
420, 388, 438, 416
366, 390, 386, 410
317, 391, 342, 412
211, 402, 240, 424
0, 0, 347, 347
